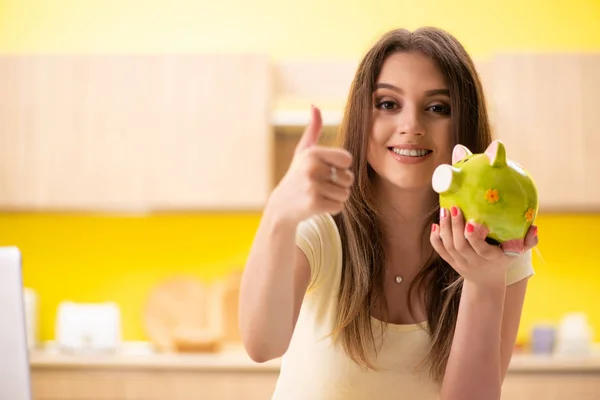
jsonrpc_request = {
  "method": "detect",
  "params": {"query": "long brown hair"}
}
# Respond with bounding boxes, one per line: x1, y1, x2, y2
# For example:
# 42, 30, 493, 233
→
330, 27, 493, 381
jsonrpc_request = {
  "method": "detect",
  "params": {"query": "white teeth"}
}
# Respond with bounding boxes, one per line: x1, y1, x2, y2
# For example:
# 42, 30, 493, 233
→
392, 148, 430, 157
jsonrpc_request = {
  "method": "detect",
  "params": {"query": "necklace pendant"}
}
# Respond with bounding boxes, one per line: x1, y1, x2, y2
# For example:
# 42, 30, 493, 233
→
395, 276, 403, 284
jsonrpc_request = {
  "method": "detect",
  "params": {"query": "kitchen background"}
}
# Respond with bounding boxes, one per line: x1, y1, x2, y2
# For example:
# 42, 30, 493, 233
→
0, 0, 599, 399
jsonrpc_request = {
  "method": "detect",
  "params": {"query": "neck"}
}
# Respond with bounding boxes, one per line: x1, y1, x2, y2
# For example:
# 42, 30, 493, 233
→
375, 179, 437, 247
374, 177, 438, 278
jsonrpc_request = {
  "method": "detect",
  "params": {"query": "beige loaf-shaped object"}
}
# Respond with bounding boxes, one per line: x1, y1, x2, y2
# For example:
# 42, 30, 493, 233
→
143, 276, 224, 353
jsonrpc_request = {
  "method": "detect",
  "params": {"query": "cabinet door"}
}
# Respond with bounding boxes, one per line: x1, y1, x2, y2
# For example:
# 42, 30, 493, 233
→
581, 55, 600, 208
489, 54, 588, 212
0, 55, 272, 212
32, 368, 279, 400
146, 55, 272, 211
0, 56, 150, 211
32, 369, 123, 399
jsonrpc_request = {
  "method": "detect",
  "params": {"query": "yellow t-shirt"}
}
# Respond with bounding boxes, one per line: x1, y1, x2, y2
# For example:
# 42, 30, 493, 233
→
271, 213, 535, 400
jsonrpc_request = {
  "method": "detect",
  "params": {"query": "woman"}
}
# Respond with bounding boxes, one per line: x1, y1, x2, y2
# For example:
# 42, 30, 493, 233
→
239, 26, 538, 400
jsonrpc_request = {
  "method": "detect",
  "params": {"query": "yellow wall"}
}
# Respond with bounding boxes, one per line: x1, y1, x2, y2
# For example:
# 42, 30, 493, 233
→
0, 212, 259, 341
0, 0, 599, 59
1, 213, 599, 344
0, 0, 599, 345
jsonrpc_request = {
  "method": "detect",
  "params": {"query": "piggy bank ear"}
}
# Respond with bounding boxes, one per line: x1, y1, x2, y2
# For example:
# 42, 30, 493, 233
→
452, 144, 473, 164
485, 140, 507, 167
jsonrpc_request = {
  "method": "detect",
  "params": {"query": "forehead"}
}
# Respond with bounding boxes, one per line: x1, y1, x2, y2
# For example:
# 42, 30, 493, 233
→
376, 51, 447, 90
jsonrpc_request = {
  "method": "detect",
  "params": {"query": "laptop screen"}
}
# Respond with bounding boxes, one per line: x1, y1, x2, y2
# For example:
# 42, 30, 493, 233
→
0, 247, 32, 400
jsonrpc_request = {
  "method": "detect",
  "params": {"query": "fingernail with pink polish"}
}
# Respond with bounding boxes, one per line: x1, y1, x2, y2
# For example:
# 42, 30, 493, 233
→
440, 208, 446, 219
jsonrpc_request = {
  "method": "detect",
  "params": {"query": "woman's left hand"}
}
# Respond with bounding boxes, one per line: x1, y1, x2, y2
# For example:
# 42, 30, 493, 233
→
430, 206, 538, 288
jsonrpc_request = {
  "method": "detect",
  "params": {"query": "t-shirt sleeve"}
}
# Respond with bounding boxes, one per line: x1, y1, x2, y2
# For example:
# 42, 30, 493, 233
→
295, 213, 339, 293
506, 249, 535, 286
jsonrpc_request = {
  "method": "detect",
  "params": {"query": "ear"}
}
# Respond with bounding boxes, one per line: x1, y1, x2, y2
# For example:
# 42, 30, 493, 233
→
452, 144, 473, 164
485, 140, 507, 167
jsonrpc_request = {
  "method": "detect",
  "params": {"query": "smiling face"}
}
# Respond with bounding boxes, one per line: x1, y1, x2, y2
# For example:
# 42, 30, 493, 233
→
333, 27, 494, 384
367, 51, 454, 191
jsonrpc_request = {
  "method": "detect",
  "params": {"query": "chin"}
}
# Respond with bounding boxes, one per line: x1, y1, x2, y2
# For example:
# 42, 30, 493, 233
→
374, 169, 435, 192
379, 161, 436, 188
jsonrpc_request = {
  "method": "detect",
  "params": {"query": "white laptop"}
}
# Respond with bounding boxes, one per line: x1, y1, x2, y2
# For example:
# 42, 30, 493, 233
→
0, 247, 32, 400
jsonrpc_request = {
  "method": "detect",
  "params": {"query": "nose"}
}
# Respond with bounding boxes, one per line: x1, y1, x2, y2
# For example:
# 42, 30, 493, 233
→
396, 105, 425, 136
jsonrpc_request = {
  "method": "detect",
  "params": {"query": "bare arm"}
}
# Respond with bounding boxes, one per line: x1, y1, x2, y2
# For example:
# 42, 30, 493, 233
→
238, 207, 311, 362
500, 279, 529, 382
440, 277, 529, 400
238, 106, 353, 363
431, 206, 537, 400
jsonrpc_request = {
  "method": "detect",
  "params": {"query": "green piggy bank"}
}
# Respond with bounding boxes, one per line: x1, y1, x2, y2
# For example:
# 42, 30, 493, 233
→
431, 140, 539, 255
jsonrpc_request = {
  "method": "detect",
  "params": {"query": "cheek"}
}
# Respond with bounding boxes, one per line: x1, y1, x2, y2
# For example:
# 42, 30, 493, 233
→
370, 119, 389, 145
431, 120, 453, 163
366, 136, 379, 167
435, 148, 453, 167
367, 119, 388, 162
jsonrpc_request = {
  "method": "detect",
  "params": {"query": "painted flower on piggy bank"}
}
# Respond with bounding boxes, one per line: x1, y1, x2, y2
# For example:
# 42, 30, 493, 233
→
432, 139, 538, 256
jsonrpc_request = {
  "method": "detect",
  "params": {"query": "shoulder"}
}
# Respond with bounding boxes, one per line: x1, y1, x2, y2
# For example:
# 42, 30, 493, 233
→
506, 249, 535, 286
296, 213, 343, 292
296, 212, 339, 243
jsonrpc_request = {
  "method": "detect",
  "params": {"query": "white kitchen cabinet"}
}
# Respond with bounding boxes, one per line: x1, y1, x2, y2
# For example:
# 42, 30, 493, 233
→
0, 55, 272, 212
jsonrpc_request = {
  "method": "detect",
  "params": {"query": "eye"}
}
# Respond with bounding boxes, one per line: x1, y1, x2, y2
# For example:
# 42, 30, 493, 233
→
375, 100, 399, 111
427, 104, 451, 115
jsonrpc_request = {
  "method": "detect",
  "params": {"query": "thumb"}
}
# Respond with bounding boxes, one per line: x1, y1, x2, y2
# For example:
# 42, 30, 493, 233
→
524, 225, 539, 249
295, 105, 323, 153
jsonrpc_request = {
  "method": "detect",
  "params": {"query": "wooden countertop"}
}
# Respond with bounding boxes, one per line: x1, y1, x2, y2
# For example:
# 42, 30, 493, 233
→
28, 343, 600, 373
507, 352, 600, 373
29, 344, 280, 372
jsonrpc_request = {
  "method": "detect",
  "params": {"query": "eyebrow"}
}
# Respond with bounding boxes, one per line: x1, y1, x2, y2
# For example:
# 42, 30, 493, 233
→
375, 83, 450, 97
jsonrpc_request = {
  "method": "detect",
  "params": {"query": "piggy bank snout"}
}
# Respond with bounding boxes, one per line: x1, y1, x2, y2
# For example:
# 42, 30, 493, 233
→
432, 164, 456, 194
